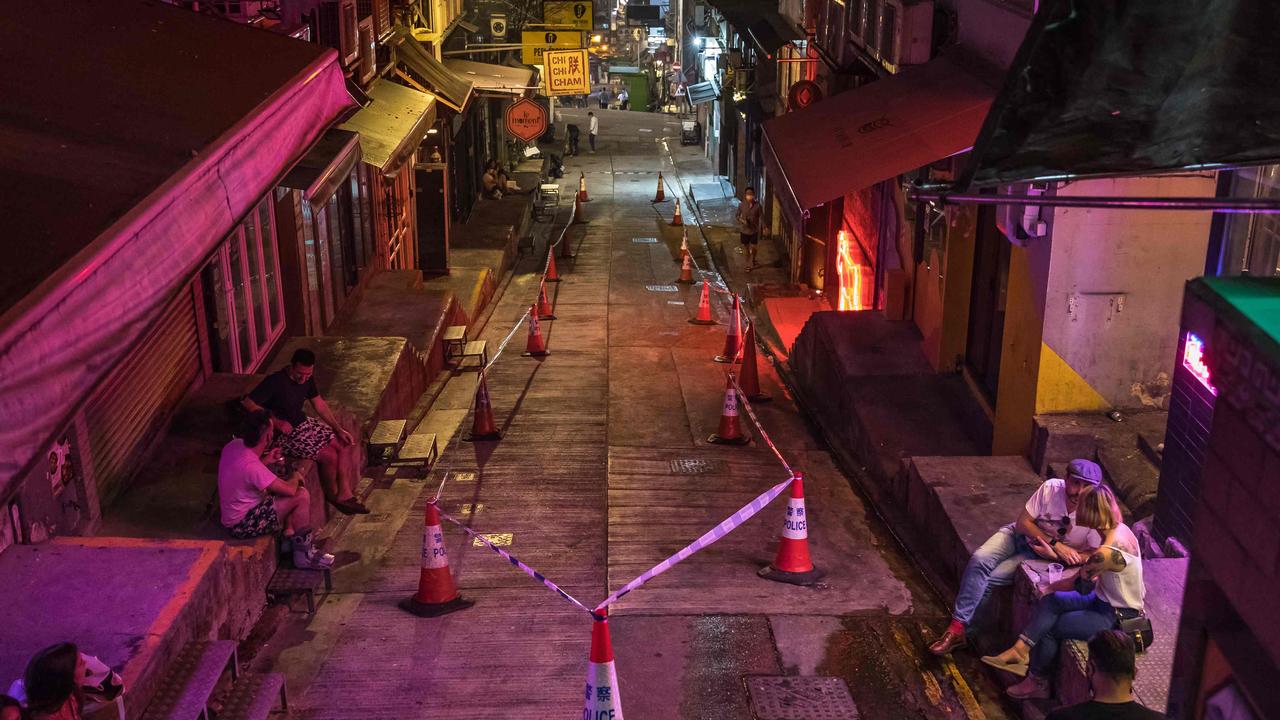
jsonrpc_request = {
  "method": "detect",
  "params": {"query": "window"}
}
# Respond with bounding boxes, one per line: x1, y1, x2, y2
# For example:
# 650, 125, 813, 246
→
298, 170, 376, 330
201, 196, 286, 373
1218, 165, 1280, 277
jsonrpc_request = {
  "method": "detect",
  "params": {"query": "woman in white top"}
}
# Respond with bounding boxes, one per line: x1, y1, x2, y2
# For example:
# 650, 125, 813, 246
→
980, 484, 1146, 700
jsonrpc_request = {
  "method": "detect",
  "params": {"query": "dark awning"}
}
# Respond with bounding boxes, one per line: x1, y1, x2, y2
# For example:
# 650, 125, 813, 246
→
709, 0, 802, 58
688, 80, 719, 106
393, 27, 474, 112
279, 129, 363, 206
960, 0, 1280, 188
763, 55, 995, 223
339, 79, 437, 176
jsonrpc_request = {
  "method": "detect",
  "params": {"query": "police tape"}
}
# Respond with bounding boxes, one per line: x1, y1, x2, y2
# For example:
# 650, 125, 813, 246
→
433, 503, 600, 618
594, 475, 794, 613
730, 376, 794, 477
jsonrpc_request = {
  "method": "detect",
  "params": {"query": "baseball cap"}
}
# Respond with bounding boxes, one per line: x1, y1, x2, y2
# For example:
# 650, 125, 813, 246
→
1066, 458, 1103, 485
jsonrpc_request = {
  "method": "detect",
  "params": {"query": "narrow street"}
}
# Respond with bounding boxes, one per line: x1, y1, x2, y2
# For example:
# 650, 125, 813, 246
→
252, 109, 1013, 719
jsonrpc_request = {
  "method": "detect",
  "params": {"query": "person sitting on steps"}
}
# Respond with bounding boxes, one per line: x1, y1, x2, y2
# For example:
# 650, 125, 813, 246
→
929, 458, 1106, 656
981, 484, 1146, 701
242, 348, 367, 516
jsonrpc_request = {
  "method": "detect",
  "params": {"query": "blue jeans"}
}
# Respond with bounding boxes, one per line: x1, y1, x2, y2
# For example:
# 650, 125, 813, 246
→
1020, 591, 1116, 676
953, 526, 1035, 626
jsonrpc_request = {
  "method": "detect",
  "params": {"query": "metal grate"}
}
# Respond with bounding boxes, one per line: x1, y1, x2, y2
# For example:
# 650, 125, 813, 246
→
646, 284, 679, 292
632, 237, 659, 243
667, 300, 686, 305
669, 458, 726, 474
361, 513, 391, 523
746, 677, 860, 720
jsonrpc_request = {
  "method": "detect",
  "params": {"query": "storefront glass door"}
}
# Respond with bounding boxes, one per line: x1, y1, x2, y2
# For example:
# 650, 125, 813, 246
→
201, 196, 286, 373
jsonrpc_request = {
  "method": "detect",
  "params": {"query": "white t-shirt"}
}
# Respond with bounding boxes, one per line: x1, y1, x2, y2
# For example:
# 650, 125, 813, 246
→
218, 439, 279, 526
1023, 478, 1101, 550
589, 115, 599, 134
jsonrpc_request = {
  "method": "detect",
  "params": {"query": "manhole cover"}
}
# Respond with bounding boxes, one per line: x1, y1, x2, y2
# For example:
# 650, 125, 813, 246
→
360, 513, 391, 523
646, 284, 679, 292
746, 677, 859, 720
632, 237, 659, 243
669, 458, 726, 474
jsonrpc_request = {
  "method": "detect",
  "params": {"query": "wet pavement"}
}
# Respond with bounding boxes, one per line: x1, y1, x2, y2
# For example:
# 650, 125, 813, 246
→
248, 111, 1015, 719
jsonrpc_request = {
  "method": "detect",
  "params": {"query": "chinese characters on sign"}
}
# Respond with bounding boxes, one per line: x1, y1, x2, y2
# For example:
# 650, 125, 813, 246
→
544, 49, 590, 96
521, 30, 584, 65
505, 97, 548, 142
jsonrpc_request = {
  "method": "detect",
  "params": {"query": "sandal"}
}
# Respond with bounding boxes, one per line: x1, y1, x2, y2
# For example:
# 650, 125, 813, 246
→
981, 654, 1029, 677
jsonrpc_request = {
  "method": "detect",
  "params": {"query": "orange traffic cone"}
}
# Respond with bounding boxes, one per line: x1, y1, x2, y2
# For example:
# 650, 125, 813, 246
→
523, 304, 548, 357
671, 199, 684, 226
573, 193, 588, 225
713, 294, 743, 363
708, 372, 749, 445
675, 252, 694, 284
545, 248, 561, 282
583, 610, 623, 719
463, 370, 502, 441
688, 282, 715, 325
578, 172, 589, 202
759, 473, 823, 585
652, 172, 665, 203
537, 280, 556, 320
738, 321, 772, 403
400, 502, 476, 616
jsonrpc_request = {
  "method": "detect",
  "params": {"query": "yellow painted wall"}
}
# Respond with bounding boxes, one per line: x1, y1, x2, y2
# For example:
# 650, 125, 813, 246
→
992, 243, 1047, 456
1035, 342, 1111, 414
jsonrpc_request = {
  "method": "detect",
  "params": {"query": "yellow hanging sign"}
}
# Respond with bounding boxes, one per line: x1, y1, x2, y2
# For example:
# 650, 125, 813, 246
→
521, 30, 584, 65
543, 0, 593, 30
543, 49, 591, 96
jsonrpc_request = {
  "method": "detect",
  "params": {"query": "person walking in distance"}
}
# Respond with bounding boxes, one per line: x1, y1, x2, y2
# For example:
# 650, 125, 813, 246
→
588, 111, 598, 153
735, 187, 764, 271
598, 86, 610, 109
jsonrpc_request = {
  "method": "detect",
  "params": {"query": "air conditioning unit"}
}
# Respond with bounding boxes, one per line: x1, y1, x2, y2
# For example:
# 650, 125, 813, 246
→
358, 17, 377, 83
356, 0, 392, 38
211, 1, 267, 21
316, 0, 360, 68
995, 183, 1052, 247
878, 0, 933, 68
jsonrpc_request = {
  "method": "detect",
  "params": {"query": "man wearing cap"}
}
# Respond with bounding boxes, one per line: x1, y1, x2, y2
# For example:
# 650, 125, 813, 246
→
929, 458, 1105, 655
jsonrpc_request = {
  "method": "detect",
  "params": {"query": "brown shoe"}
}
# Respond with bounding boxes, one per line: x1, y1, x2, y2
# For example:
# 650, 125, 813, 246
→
928, 627, 967, 655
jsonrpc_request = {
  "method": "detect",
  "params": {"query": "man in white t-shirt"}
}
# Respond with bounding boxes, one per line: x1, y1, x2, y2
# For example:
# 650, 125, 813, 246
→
218, 410, 333, 569
928, 458, 1105, 655
588, 111, 599, 153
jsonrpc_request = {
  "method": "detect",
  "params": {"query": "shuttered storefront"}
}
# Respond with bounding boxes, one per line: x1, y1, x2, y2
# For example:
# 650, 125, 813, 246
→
84, 285, 201, 505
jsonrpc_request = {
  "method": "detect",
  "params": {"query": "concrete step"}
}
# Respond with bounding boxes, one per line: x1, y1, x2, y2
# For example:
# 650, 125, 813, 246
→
140, 640, 237, 720
218, 672, 286, 720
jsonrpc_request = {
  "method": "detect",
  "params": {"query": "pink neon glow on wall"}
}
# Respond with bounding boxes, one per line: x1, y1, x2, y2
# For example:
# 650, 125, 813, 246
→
836, 231, 864, 311
1183, 332, 1217, 395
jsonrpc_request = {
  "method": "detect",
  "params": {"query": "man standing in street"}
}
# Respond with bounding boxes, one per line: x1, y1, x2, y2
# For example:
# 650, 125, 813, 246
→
735, 187, 764, 271
618, 88, 629, 110
588, 111, 598, 153
598, 86, 610, 109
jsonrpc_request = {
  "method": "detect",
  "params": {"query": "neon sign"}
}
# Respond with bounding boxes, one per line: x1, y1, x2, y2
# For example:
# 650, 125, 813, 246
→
1182, 332, 1217, 395
836, 230, 864, 312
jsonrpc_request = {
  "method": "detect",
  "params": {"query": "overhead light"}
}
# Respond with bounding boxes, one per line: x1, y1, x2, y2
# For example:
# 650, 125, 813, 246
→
592, 34, 603, 42
427, 128, 439, 134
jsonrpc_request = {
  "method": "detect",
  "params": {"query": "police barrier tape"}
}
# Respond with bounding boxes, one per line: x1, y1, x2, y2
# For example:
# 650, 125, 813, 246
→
433, 503, 600, 618
730, 376, 793, 477
593, 475, 794, 613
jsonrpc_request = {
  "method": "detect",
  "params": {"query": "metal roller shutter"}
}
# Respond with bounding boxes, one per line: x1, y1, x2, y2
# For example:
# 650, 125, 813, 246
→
85, 285, 201, 505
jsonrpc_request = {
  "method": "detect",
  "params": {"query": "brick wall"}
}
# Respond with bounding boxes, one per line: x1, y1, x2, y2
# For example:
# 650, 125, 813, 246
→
1167, 279, 1280, 719
1155, 291, 1219, 543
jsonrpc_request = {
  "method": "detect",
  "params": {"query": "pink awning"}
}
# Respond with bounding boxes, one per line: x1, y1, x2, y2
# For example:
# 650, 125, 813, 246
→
0, 2, 354, 497
763, 55, 996, 223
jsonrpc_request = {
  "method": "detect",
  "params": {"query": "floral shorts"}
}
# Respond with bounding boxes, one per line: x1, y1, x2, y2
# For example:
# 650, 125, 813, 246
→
272, 417, 335, 460
229, 497, 281, 539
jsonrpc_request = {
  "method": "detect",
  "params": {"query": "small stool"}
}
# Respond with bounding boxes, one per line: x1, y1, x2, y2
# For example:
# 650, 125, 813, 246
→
461, 340, 489, 369
388, 433, 438, 478
367, 419, 406, 465
443, 325, 468, 363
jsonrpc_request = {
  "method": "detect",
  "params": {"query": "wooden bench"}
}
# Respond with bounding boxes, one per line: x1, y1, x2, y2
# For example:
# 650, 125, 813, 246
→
442, 325, 468, 363
141, 640, 238, 720
460, 340, 488, 369
218, 672, 287, 720
387, 432, 438, 478
267, 566, 333, 614
367, 419, 407, 465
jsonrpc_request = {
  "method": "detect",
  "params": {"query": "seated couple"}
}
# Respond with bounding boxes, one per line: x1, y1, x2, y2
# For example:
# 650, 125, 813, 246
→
929, 460, 1153, 706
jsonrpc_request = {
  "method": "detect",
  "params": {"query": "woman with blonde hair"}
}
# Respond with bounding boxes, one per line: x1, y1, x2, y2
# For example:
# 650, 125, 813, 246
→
980, 485, 1147, 700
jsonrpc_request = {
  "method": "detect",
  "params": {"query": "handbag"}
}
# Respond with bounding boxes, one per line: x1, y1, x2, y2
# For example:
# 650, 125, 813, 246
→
1115, 610, 1154, 653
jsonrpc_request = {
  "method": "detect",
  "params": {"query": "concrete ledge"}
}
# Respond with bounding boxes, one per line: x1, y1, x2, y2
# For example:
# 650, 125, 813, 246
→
1032, 412, 1166, 520
0, 537, 255, 720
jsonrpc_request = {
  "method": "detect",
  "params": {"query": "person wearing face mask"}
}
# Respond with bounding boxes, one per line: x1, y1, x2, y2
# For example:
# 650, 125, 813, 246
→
929, 459, 1105, 656
1045, 630, 1164, 719
242, 348, 366, 515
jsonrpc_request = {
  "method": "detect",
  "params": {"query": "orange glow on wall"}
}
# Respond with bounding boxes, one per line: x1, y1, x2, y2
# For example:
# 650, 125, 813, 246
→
836, 230, 864, 311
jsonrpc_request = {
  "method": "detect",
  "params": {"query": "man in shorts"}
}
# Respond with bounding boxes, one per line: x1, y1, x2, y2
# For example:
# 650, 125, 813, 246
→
218, 410, 333, 569
736, 187, 764, 271
243, 348, 367, 515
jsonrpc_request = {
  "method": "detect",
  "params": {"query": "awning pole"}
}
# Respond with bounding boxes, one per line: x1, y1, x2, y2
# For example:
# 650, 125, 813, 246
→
909, 189, 1280, 214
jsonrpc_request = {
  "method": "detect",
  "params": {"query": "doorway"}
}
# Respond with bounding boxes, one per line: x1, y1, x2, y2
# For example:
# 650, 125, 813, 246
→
965, 203, 1010, 401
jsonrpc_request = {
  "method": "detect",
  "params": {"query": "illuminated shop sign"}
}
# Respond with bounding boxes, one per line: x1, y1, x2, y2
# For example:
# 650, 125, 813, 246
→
836, 230, 864, 311
1182, 332, 1217, 395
